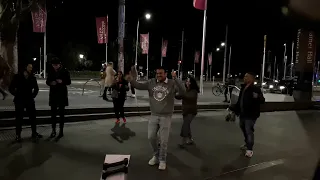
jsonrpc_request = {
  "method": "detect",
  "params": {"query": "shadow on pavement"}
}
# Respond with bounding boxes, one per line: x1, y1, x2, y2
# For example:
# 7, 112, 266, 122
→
110, 123, 136, 143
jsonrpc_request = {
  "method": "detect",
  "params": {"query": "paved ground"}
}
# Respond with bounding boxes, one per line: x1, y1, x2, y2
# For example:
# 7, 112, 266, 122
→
0, 110, 319, 180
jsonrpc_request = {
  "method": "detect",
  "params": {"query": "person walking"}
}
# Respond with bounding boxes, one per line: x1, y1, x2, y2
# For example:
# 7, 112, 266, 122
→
175, 76, 199, 148
126, 66, 185, 170
46, 58, 71, 138
9, 63, 42, 142
111, 71, 129, 124
229, 72, 265, 158
100, 63, 107, 94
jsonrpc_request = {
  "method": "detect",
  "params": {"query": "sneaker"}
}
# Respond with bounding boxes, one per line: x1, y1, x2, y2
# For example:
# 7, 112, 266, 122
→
131, 94, 136, 98
186, 138, 194, 145
240, 144, 247, 150
158, 161, 166, 170
50, 131, 56, 138
115, 119, 120, 124
148, 156, 159, 166
245, 150, 253, 158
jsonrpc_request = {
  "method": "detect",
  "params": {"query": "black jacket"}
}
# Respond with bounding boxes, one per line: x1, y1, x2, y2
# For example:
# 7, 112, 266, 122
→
9, 72, 39, 103
46, 67, 71, 106
230, 84, 265, 119
175, 89, 198, 115
111, 78, 129, 99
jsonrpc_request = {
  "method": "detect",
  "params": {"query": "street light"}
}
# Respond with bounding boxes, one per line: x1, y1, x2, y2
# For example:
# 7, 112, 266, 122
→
216, 48, 220, 51
135, 13, 152, 67
79, 54, 84, 59
145, 13, 151, 20
221, 42, 225, 47
33, 58, 37, 61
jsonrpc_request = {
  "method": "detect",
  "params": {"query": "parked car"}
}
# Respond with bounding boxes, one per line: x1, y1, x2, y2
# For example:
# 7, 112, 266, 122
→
269, 79, 294, 95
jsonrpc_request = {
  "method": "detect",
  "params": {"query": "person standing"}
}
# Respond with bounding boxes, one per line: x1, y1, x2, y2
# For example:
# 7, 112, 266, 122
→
100, 63, 107, 94
224, 75, 235, 103
111, 71, 129, 123
9, 63, 42, 142
175, 76, 199, 147
126, 66, 185, 170
229, 72, 265, 158
46, 58, 71, 138
104, 62, 116, 97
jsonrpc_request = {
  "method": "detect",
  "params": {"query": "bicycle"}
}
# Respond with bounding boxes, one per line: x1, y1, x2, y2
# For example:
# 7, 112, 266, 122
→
212, 83, 226, 96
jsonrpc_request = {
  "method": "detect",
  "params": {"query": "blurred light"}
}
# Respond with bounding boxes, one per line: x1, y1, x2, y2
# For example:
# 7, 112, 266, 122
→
274, 80, 279, 83
216, 48, 220, 51
269, 85, 274, 88
178, 60, 182, 64
262, 82, 266, 85
145, 13, 151, 20
254, 82, 257, 85
33, 58, 36, 61
318, 79, 320, 83
79, 54, 84, 59
221, 42, 225, 47
256, 75, 259, 78
217, 72, 220, 75
279, 86, 285, 90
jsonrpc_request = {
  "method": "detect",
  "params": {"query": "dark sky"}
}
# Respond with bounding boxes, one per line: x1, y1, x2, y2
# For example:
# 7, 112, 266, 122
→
18, 0, 320, 76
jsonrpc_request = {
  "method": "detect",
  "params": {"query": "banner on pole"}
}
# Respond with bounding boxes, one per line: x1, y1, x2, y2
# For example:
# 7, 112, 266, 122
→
31, 5, 47, 33
194, 51, 200, 63
161, 40, 168, 57
208, 52, 212, 65
140, 34, 149, 54
295, 29, 316, 72
193, 0, 207, 10
96, 16, 108, 44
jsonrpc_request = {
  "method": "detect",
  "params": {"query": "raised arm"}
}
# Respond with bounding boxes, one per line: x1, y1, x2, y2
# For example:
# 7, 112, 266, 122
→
130, 80, 149, 90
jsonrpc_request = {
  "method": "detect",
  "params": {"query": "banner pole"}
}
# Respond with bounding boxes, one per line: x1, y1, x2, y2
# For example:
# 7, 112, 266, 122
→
261, 35, 267, 84
161, 37, 163, 66
146, 32, 149, 80
222, 25, 228, 84
200, 10, 207, 95
227, 45, 232, 77
44, 31, 47, 79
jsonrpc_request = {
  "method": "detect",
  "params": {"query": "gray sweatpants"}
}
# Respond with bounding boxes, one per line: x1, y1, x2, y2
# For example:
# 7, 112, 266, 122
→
148, 115, 172, 162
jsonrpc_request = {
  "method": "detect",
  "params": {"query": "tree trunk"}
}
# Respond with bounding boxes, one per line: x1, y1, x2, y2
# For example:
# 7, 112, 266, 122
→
0, 35, 18, 90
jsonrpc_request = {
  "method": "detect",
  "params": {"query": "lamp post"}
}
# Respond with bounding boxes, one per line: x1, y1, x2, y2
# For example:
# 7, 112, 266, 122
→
135, 13, 151, 67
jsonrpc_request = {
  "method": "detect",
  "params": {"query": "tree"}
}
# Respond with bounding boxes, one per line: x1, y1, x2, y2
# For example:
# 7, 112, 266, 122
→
0, 0, 38, 90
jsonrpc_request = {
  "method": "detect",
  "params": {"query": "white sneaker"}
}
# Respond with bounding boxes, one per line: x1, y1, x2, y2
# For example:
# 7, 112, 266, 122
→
245, 150, 253, 158
131, 94, 136, 98
148, 156, 159, 166
158, 161, 166, 170
240, 144, 247, 150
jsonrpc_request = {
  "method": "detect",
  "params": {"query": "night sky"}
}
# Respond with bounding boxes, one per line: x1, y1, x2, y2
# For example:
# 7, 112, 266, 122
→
17, 0, 320, 76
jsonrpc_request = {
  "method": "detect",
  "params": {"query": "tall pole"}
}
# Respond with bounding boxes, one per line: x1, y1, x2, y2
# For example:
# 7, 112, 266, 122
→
180, 29, 184, 80
261, 35, 267, 84
194, 63, 196, 78
118, 0, 125, 72
290, 41, 294, 78
161, 37, 163, 66
209, 65, 212, 81
146, 32, 149, 80
135, 20, 139, 66
227, 45, 232, 77
222, 25, 228, 84
206, 54, 209, 81
273, 56, 277, 80
199, 10, 207, 95
44, 31, 47, 78
39, 47, 42, 74
283, 44, 287, 80
106, 43, 108, 64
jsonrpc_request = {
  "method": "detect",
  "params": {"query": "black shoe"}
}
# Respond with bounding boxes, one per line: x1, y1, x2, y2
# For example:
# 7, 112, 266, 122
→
15, 135, 21, 142
50, 131, 56, 138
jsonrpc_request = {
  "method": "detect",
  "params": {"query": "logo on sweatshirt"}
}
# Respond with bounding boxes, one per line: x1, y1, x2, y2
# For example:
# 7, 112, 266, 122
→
152, 85, 169, 102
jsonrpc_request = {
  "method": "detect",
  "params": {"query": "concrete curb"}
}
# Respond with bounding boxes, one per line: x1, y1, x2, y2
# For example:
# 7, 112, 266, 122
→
0, 102, 318, 128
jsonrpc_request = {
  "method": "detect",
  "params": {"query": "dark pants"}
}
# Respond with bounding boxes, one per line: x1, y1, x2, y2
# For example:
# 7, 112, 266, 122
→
224, 87, 233, 101
14, 102, 37, 136
239, 117, 256, 150
51, 106, 65, 131
180, 114, 195, 138
112, 98, 125, 119
130, 85, 135, 95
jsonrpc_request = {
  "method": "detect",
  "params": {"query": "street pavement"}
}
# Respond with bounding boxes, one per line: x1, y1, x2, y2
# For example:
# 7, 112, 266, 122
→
0, 110, 319, 180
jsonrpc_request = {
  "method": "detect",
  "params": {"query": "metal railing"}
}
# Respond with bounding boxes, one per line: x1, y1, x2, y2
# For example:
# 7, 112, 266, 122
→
82, 79, 102, 96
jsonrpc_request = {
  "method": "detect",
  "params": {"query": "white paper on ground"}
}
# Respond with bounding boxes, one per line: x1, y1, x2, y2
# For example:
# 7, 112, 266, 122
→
100, 154, 131, 180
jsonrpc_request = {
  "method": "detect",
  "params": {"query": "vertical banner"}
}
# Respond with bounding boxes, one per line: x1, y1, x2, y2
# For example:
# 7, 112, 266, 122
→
31, 5, 47, 33
208, 52, 212, 65
194, 51, 200, 63
161, 40, 168, 57
118, 0, 125, 72
95, 16, 108, 44
193, 0, 207, 10
140, 34, 149, 54
295, 29, 316, 72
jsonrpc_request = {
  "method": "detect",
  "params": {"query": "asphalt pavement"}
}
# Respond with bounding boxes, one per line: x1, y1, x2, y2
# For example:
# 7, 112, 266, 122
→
0, 110, 319, 180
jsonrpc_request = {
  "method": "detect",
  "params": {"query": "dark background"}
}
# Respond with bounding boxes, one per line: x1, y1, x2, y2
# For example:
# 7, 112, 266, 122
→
17, 0, 320, 77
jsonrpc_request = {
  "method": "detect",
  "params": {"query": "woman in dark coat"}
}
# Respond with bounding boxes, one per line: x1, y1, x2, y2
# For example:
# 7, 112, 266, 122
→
175, 76, 199, 147
46, 58, 71, 138
111, 71, 129, 124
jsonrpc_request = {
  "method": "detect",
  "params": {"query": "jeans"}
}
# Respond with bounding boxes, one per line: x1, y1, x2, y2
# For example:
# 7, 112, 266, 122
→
15, 102, 37, 136
112, 98, 125, 119
51, 106, 65, 131
239, 117, 256, 150
180, 114, 195, 138
148, 115, 172, 162
130, 84, 135, 95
